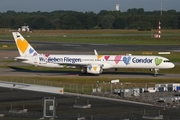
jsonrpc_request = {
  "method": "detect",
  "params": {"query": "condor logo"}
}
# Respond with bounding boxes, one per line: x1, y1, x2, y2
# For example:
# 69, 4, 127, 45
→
132, 57, 153, 63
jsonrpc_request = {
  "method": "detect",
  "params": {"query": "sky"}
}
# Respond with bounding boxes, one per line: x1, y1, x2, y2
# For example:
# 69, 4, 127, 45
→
0, 0, 180, 13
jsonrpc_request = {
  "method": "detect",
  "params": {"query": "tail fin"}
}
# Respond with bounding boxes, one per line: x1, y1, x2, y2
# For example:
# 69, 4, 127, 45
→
12, 32, 38, 57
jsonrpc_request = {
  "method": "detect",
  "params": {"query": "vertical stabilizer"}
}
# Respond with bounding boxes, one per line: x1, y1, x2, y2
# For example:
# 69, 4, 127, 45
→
12, 32, 38, 57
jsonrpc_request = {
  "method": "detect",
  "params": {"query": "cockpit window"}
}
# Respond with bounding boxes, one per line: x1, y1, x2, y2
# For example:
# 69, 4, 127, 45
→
164, 60, 170, 62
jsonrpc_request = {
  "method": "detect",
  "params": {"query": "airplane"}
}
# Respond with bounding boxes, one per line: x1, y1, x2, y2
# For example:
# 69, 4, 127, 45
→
12, 32, 175, 77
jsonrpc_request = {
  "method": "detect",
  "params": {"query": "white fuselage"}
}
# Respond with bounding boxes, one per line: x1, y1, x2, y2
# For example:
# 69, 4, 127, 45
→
22, 54, 174, 70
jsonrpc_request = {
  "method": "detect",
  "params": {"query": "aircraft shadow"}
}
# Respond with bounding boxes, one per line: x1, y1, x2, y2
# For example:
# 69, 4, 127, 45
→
8, 66, 80, 74
102, 71, 165, 77
8, 66, 166, 77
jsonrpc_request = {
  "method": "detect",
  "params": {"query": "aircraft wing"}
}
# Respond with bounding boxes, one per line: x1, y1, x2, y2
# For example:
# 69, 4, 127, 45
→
56, 62, 103, 68
56, 63, 90, 67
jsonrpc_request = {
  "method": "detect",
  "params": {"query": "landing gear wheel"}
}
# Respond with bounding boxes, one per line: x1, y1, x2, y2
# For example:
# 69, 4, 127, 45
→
80, 67, 88, 76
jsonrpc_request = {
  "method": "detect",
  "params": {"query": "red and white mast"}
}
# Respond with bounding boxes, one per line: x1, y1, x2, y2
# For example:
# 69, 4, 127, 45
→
154, 20, 161, 38
158, 20, 161, 38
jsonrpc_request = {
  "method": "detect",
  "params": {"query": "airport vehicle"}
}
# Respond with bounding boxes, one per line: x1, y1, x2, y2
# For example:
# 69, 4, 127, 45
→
12, 32, 174, 76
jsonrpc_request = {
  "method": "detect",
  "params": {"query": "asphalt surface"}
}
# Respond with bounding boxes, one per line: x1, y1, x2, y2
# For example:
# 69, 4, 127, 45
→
1, 39, 180, 52
0, 67, 180, 78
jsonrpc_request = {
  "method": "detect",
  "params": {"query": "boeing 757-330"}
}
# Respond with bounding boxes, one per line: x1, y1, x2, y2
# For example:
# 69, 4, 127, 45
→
12, 32, 174, 77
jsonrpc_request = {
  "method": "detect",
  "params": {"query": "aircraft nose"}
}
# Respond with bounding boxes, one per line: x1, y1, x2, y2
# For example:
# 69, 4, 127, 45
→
171, 63, 175, 68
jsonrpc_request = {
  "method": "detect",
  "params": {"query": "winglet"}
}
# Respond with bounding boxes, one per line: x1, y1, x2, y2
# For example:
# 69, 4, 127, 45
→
12, 32, 38, 57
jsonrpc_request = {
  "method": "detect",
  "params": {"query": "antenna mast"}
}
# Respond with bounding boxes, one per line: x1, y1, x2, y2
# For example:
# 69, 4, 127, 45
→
161, 3, 162, 16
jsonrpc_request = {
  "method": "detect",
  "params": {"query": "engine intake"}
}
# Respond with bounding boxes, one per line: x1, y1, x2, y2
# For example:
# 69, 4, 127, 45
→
87, 64, 103, 74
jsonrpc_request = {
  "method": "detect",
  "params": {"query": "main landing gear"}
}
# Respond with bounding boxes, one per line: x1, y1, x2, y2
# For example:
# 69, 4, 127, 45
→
80, 68, 88, 75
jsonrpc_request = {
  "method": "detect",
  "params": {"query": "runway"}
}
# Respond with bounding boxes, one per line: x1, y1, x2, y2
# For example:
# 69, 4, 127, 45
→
1, 39, 180, 53
0, 64, 180, 78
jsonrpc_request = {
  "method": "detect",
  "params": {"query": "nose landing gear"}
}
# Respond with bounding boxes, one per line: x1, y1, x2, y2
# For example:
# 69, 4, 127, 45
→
154, 69, 159, 77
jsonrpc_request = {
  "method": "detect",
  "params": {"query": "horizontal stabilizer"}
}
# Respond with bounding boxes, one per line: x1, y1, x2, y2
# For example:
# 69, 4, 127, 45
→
14, 56, 29, 61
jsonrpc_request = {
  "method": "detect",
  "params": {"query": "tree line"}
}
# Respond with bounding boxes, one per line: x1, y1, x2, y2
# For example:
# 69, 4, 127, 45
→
0, 8, 180, 30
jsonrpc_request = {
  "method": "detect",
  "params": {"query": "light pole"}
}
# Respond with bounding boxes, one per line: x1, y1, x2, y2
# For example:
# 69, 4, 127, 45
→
103, 81, 106, 93
109, 82, 112, 93
96, 81, 99, 92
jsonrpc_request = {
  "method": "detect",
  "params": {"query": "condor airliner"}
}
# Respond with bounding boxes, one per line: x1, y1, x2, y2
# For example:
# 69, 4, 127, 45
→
12, 32, 174, 77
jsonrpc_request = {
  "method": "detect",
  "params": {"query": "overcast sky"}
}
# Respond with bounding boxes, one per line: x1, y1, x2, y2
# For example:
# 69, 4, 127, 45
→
0, 0, 180, 13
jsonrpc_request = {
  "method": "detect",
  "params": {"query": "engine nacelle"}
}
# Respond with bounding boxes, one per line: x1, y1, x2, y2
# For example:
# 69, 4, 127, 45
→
87, 64, 103, 74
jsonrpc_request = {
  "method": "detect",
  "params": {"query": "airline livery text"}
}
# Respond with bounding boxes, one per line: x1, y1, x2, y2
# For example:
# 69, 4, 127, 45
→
44, 57, 82, 64
132, 57, 153, 63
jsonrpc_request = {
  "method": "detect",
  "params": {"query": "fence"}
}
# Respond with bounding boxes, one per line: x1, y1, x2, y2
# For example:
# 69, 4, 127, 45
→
0, 79, 155, 95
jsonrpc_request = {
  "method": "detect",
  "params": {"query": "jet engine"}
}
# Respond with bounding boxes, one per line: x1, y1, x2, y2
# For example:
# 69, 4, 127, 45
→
87, 64, 103, 74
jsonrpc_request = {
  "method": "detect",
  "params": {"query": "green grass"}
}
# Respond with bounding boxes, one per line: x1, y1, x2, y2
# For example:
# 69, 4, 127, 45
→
0, 76, 180, 84
1, 29, 180, 45
0, 43, 17, 50
9, 35, 180, 45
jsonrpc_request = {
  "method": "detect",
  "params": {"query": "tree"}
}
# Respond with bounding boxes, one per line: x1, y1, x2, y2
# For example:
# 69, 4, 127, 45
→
168, 16, 179, 29
61, 15, 82, 29
137, 8, 144, 14
84, 15, 94, 29
127, 8, 138, 14
178, 16, 180, 29
167, 10, 177, 15
0, 9, 180, 29
99, 15, 115, 29
33, 17, 46, 29
0, 16, 2, 27
113, 17, 126, 29
98, 10, 108, 16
